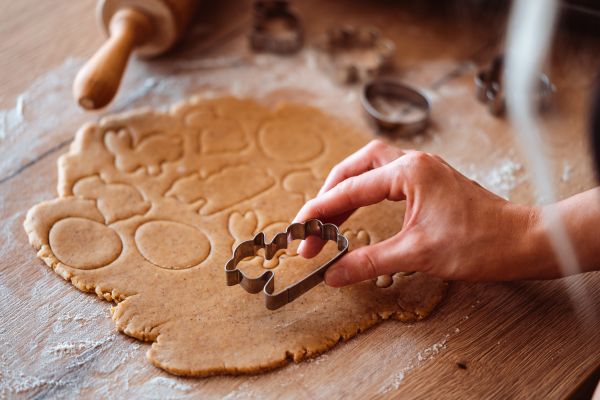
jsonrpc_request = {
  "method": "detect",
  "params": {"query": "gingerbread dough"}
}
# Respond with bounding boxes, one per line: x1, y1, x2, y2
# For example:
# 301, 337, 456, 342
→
24, 97, 446, 376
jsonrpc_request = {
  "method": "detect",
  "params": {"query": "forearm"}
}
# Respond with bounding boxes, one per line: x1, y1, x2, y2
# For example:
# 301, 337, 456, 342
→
526, 187, 600, 279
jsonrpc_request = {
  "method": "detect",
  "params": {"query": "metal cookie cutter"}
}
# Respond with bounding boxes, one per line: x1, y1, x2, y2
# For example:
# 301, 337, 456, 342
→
249, 0, 303, 54
225, 219, 349, 310
317, 26, 395, 83
475, 55, 555, 116
361, 78, 431, 136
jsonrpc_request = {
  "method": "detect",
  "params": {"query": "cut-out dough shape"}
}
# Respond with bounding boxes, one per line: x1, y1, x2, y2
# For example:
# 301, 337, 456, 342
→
135, 221, 210, 270
166, 166, 275, 215
102, 109, 182, 146
24, 97, 446, 377
282, 169, 322, 201
201, 118, 247, 154
73, 176, 150, 224
258, 119, 324, 162
49, 217, 122, 270
105, 129, 183, 175
228, 211, 259, 244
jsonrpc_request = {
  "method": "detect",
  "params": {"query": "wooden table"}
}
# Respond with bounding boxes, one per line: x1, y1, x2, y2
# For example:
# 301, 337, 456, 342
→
1, 1, 599, 398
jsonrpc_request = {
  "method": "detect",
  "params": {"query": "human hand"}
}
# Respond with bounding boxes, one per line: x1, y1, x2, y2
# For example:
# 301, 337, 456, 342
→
294, 140, 542, 286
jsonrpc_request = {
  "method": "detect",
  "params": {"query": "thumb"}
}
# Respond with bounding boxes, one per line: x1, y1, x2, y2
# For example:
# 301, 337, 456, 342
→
324, 234, 419, 287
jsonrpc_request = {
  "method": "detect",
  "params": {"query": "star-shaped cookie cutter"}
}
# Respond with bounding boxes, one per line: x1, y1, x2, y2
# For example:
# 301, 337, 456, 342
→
225, 219, 349, 310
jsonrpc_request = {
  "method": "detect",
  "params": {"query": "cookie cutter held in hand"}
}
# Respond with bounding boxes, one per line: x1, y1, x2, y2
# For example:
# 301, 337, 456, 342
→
225, 219, 349, 310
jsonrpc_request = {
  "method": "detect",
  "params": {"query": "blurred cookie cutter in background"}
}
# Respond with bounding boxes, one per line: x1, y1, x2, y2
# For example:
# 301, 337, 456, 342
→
361, 78, 431, 136
475, 55, 555, 117
249, 0, 303, 54
316, 26, 395, 83
225, 219, 348, 310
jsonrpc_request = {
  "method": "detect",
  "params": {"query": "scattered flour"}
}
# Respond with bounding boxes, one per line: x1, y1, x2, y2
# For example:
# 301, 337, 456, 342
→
145, 376, 192, 392
0, 95, 25, 140
222, 381, 260, 400
378, 333, 451, 394
416, 335, 449, 362
378, 295, 484, 395
306, 353, 329, 365
484, 159, 525, 197
0, 370, 74, 397
127, 376, 193, 399
463, 157, 526, 200
45, 336, 115, 358
388, 371, 406, 391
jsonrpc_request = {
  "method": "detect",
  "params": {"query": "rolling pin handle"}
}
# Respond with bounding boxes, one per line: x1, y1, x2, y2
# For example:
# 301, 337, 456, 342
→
73, 8, 152, 110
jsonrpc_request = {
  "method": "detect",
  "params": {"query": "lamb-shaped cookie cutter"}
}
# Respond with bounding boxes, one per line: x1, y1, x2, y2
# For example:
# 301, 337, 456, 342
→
225, 219, 349, 310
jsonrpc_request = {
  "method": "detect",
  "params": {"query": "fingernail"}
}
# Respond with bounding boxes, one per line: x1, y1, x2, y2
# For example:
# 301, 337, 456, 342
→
325, 266, 348, 287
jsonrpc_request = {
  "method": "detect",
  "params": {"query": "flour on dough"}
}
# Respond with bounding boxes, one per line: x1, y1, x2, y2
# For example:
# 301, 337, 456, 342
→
24, 97, 446, 376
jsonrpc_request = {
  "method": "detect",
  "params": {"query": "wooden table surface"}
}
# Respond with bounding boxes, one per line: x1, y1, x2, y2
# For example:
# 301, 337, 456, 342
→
1, 1, 599, 398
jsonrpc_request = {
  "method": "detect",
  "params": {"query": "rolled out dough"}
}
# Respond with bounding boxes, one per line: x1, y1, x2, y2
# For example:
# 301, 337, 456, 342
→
24, 97, 446, 376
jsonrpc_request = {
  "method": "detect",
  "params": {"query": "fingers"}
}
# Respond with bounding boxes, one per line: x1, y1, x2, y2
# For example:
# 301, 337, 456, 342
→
295, 161, 406, 224
297, 236, 325, 258
318, 139, 404, 195
324, 234, 418, 287
295, 141, 407, 259
297, 210, 353, 258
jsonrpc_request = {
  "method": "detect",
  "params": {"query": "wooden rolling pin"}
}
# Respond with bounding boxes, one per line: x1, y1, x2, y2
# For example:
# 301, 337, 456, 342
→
73, 0, 198, 110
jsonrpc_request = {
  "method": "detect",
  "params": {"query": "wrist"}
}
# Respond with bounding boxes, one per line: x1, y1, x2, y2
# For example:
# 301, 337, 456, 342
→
516, 204, 561, 280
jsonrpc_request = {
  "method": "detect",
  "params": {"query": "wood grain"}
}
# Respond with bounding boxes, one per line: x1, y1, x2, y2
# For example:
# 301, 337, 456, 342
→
0, 0, 101, 108
0, 0, 599, 398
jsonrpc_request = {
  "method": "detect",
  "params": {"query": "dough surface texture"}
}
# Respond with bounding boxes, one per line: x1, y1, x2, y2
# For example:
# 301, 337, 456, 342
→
24, 97, 446, 376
